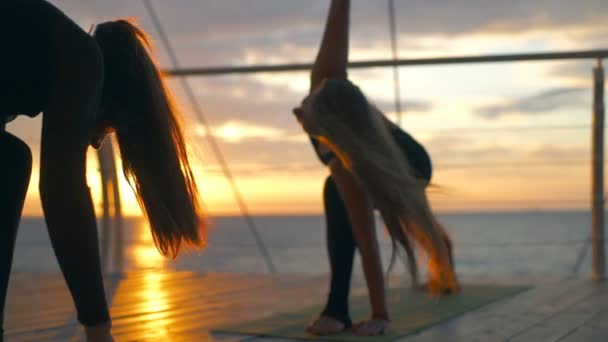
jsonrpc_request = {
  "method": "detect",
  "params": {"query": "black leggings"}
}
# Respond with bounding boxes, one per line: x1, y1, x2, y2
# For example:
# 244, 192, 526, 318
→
320, 133, 432, 326
321, 177, 357, 327
0, 131, 31, 335
0, 130, 110, 334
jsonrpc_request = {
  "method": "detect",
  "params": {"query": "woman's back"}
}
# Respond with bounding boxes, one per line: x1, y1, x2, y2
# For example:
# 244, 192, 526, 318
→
0, 0, 64, 122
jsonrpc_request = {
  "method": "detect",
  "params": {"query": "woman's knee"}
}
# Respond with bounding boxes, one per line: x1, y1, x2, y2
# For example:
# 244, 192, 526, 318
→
0, 132, 32, 177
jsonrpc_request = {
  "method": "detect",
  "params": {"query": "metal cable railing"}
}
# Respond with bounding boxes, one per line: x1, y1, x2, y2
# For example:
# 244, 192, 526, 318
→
164, 49, 608, 76
162, 51, 606, 280
141, 0, 277, 273
89, 2, 607, 279
387, 0, 402, 125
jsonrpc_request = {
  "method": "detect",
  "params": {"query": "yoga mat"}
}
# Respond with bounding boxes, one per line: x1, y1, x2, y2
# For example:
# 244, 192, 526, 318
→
215, 284, 531, 341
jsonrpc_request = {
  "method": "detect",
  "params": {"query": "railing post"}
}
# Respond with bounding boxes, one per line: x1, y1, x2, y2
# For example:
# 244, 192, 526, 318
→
592, 58, 605, 281
111, 141, 124, 273
97, 136, 124, 274
98, 141, 112, 271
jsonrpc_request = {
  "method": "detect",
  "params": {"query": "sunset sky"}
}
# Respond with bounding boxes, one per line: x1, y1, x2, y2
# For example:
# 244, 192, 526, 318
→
9, 0, 608, 216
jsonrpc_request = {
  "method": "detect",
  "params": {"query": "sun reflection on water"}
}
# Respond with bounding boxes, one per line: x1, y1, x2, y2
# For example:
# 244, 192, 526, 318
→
131, 219, 166, 269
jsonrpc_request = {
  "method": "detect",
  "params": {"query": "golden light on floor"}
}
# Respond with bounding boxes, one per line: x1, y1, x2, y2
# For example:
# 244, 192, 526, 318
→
131, 220, 172, 338
139, 272, 172, 339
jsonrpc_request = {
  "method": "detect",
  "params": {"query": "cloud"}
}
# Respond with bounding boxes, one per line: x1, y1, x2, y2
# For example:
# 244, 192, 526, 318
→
431, 144, 518, 164
50, 0, 608, 69
524, 144, 588, 161
145, 0, 608, 38
549, 61, 603, 84
475, 87, 587, 119
564, 26, 608, 49
422, 133, 588, 165
391, 0, 608, 36
192, 120, 307, 144
196, 163, 321, 177
372, 99, 433, 115
166, 74, 307, 131
424, 135, 472, 151
154, 1, 608, 68
188, 126, 319, 169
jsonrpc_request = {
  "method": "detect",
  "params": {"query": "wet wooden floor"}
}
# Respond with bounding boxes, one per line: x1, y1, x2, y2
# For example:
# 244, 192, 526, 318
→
4, 271, 608, 342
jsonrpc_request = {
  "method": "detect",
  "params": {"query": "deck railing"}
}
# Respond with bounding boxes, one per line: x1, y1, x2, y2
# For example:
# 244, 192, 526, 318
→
98, 49, 607, 280
165, 50, 608, 76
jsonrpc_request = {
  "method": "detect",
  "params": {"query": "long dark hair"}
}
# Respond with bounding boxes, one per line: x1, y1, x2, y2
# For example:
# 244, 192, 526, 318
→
93, 19, 207, 258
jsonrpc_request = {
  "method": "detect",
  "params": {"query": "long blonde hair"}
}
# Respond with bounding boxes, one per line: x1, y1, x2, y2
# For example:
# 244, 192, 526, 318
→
313, 79, 458, 294
94, 19, 207, 258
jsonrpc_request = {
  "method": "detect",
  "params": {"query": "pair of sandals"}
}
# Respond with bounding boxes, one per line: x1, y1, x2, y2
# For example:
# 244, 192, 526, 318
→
307, 315, 390, 336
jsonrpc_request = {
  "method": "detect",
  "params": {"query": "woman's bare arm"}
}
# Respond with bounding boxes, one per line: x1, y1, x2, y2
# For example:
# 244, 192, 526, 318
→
310, 0, 350, 91
38, 33, 109, 327
328, 158, 388, 320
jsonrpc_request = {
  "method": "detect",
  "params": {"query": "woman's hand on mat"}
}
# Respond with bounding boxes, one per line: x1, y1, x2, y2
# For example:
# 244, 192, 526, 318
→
353, 318, 390, 336
306, 315, 346, 335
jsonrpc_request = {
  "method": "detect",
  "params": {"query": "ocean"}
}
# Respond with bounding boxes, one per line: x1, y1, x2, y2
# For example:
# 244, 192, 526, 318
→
10, 211, 605, 278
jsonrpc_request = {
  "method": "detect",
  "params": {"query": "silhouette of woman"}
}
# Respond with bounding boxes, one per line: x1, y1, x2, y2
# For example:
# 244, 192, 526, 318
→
0, 1, 206, 341
292, 0, 458, 336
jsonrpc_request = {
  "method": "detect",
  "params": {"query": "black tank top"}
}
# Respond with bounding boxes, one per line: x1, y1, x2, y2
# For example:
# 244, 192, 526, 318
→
0, 0, 56, 125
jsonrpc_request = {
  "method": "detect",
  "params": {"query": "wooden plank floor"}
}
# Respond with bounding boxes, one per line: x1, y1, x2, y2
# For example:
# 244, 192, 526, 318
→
4, 271, 607, 342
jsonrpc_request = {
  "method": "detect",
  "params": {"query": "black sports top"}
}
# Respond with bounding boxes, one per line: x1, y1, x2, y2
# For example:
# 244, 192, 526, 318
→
0, 0, 56, 125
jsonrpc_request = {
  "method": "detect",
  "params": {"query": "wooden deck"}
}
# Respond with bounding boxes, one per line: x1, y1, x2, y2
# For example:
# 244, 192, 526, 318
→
3, 271, 607, 342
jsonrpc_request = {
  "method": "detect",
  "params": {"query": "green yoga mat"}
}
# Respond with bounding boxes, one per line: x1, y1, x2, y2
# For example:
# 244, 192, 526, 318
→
215, 284, 531, 342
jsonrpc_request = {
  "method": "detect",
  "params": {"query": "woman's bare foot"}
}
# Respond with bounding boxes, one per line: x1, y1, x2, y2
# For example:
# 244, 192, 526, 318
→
353, 319, 390, 336
84, 321, 114, 342
306, 315, 346, 335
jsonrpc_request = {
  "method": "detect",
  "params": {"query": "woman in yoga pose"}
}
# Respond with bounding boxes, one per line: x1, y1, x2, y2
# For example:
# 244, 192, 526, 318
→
0, 1, 206, 341
292, 0, 459, 336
